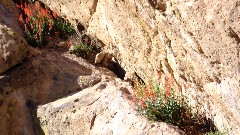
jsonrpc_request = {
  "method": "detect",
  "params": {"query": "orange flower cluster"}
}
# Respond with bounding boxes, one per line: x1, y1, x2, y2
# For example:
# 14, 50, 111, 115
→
15, 0, 61, 46
130, 71, 216, 134
132, 81, 157, 109
131, 70, 181, 110
165, 78, 172, 97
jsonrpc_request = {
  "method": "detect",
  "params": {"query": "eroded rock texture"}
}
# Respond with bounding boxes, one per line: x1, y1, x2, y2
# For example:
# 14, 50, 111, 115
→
37, 64, 183, 135
40, 0, 240, 134
0, 50, 94, 135
0, 48, 184, 135
0, 0, 29, 74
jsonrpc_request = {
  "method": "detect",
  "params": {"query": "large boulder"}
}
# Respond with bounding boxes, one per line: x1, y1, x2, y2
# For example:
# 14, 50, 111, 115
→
0, 0, 29, 74
40, 0, 240, 134
0, 49, 184, 135
0, 49, 97, 135
37, 67, 183, 135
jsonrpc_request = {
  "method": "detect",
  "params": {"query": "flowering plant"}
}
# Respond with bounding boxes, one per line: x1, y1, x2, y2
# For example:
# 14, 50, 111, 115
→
131, 71, 217, 134
132, 74, 191, 125
16, 0, 75, 47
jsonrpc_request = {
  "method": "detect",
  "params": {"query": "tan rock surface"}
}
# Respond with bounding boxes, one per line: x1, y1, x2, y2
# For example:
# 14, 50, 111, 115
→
0, 48, 184, 135
0, 49, 95, 135
37, 71, 183, 135
40, 0, 240, 134
39, 0, 98, 30
0, 0, 29, 74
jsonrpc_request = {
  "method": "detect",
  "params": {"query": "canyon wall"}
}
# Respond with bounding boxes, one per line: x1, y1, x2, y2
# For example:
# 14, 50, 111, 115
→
40, 0, 240, 134
0, 1, 183, 134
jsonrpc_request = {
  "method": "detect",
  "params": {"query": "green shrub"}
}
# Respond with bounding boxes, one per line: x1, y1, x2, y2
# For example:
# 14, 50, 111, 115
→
69, 43, 92, 57
68, 34, 102, 58
132, 78, 192, 125
131, 71, 217, 134
206, 129, 228, 135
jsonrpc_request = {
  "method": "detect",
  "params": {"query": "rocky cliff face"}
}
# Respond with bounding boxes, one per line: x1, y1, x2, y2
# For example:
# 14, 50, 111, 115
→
39, 0, 240, 134
0, 0, 29, 74
0, 1, 184, 133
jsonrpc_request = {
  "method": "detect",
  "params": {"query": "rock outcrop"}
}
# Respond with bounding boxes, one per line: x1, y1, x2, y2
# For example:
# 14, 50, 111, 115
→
0, 48, 184, 135
40, 0, 240, 134
0, 1, 184, 134
0, 50, 183, 135
0, 0, 29, 74
0, 49, 93, 135
37, 62, 183, 135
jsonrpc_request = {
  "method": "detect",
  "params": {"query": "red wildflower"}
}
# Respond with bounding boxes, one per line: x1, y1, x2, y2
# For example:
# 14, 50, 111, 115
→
148, 83, 155, 100
186, 113, 190, 119
149, 81, 153, 91
149, 88, 155, 100
16, 4, 21, 9
30, 24, 34, 29
23, 5, 32, 18
52, 11, 58, 18
133, 82, 136, 88
178, 85, 182, 92
26, 17, 30, 23
166, 86, 171, 97
143, 86, 148, 97
40, 8, 46, 16
34, 2, 40, 10
140, 99, 146, 108
28, 3, 31, 9
45, 7, 51, 18
24, 24, 28, 31
24, 2, 27, 8
84, 37, 89, 43
49, 20, 53, 30
19, 14, 23, 22
165, 78, 171, 97
38, 25, 42, 34
132, 96, 137, 106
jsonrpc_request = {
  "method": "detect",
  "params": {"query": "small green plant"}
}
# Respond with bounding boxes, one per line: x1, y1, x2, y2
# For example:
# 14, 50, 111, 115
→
69, 43, 92, 57
206, 129, 228, 135
69, 34, 100, 57
15, 0, 75, 47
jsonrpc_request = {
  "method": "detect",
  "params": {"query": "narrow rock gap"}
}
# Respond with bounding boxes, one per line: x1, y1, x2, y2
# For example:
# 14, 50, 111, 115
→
91, 0, 99, 15
107, 58, 126, 80
77, 23, 85, 33
227, 27, 240, 44
148, 0, 167, 12
90, 113, 97, 130
87, 97, 100, 106
26, 100, 45, 135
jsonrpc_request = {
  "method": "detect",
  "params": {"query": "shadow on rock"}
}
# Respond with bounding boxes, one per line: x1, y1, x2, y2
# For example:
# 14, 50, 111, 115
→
0, 49, 102, 134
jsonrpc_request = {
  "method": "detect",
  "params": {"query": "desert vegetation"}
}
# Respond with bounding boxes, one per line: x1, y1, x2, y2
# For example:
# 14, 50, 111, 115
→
15, 0, 75, 47
130, 71, 225, 134
15, 0, 99, 57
